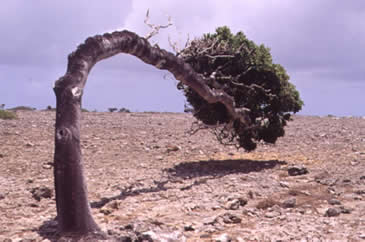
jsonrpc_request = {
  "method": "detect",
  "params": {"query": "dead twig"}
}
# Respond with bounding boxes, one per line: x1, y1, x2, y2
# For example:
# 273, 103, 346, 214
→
144, 9, 173, 40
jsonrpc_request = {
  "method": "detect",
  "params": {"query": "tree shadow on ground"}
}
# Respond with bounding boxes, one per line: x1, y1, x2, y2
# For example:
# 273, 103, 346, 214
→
89, 158, 286, 209
37, 158, 286, 241
37, 218, 59, 242
37, 218, 107, 242
166, 158, 287, 179
90, 179, 170, 209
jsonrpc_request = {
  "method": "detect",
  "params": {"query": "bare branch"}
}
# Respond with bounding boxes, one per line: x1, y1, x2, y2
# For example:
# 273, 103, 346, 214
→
206, 54, 235, 59
144, 9, 173, 40
168, 35, 180, 53
197, 39, 219, 55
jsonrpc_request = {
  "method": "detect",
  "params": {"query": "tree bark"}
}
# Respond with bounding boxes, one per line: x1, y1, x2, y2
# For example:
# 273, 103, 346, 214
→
53, 30, 250, 236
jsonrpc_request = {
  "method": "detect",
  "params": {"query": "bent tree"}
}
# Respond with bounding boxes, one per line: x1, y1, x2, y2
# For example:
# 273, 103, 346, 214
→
53, 28, 302, 237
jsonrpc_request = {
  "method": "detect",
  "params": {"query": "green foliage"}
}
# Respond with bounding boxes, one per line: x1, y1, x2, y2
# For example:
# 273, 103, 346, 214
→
0, 110, 17, 120
178, 26, 303, 151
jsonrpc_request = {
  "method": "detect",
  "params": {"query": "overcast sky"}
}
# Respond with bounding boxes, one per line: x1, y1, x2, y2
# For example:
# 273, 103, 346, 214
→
1, 1, 364, 116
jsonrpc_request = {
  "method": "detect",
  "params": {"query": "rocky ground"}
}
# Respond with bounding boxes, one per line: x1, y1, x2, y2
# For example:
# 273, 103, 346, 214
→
0, 110, 365, 241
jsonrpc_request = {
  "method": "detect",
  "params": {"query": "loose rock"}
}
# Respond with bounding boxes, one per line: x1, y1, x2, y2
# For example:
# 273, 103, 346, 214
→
279, 181, 290, 188
339, 206, 352, 214
184, 224, 195, 231
221, 213, 242, 224
327, 198, 341, 205
225, 198, 247, 210
282, 198, 296, 208
25, 142, 34, 147
166, 145, 180, 153
288, 165, 308, 176
324, 207, 341, 217
214, 233, 232, 242
142, 231, 186, 242
264, 211, 281, 218
30, 186, 52, 201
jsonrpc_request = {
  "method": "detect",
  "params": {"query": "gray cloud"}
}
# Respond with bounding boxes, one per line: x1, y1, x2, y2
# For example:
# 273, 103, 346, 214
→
0, 1, 364, 115
0, 1, 133, 66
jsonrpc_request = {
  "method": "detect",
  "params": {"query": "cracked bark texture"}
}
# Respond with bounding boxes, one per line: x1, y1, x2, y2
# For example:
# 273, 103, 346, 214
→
53, 30, 250, 236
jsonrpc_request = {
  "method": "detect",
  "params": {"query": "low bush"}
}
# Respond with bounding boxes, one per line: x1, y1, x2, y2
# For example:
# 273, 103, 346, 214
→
119, 107, 131, 113
8, 106, 36, 111
0, 110, 17, 120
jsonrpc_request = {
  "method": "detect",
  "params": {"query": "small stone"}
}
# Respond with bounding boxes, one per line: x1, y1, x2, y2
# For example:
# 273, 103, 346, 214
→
25, 142, 34, 147
100, 207, 112, 215
339, 206, 352, 214
203, 216, 218, 225
225, 198, 247, 210
324, 207, 341, 217
355, 190, 365, 195
42, 162, 53, 169
265, 211, 281, 218
288, 165, 308, 176
214, 233, 232, 242
327, 198, 341, 205
184, 224, 195, 231
30, 186, 53, 201
221, 212, 242, 224
279, 181, 290, 188
359, 234, 365, 239
142, 231, 186, 242
282, 198, 296, 208
0, 193, 5, 200
212, 205, 221, 210
155, 156, 164, 161
0, 154, 4, 158
166, 145, 180, 153
360, 176, 365, 180
121, 224, 134, 230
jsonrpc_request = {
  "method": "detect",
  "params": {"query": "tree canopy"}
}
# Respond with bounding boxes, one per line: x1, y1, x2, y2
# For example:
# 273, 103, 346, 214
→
178, 26, 303, 151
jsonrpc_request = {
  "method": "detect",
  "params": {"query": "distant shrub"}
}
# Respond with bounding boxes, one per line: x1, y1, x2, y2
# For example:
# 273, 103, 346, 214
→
81, 108, 89, 112
0, 110, 17, 120
119, 107, 131, 113
45, 105, 56, 111
8, 106, 36, 111
108, 108, 117, 113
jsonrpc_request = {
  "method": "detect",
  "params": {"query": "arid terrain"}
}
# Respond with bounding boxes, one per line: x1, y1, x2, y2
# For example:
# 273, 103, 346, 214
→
0, 110, 365, 241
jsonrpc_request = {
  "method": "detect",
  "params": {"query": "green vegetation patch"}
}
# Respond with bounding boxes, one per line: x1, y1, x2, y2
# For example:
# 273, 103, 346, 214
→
0, 110, 17, 120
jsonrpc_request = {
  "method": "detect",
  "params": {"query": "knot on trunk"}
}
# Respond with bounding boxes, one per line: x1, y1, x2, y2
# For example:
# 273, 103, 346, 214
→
56, 127, 72, 143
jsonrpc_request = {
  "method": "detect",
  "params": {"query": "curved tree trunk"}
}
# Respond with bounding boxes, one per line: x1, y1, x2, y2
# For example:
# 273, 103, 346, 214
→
53, 30, 250, 236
